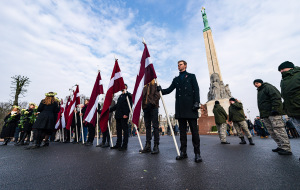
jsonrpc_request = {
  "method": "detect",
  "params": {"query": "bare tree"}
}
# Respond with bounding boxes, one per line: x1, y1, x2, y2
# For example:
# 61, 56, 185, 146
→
11, 75, 30, 106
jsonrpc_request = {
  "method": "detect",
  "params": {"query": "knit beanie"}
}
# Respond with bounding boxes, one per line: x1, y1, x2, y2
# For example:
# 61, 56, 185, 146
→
278, 61, 294, 71
229, 98, 235, 102
215, 101, 220, 105
253, 79, 263, 85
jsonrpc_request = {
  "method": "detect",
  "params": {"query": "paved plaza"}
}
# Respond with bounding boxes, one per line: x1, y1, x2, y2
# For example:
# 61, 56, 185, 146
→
0, 135, 300, 190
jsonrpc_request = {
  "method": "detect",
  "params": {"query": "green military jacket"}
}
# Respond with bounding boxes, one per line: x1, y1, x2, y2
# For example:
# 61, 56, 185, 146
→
228, 102, 245, 122
281, 66, 300, 117
257, 83, 284, 118
213, 104, 228, 125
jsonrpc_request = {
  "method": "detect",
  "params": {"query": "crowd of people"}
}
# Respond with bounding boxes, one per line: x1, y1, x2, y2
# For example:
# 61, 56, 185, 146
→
1, 60, 300, 161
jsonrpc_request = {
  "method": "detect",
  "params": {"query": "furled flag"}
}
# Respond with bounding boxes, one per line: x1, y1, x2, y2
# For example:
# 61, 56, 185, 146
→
55, 99, 64, 129
83, 71, 104, 127
66, 85, 80, 130
61, 96, 70, 128
99, 60, 125, 132
131, 43, 157, 126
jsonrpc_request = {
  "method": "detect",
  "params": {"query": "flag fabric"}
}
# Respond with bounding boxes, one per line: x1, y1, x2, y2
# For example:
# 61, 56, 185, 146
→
66, 85, 80, 130
131, 43, 157, 126
99, 60, 125, 132
83, 72, 104, 127
61, 96, 70, 128
55, 99, 64, 129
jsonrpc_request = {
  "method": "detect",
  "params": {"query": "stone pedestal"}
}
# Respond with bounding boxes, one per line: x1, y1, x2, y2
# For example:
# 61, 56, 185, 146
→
198, 116, 217, 135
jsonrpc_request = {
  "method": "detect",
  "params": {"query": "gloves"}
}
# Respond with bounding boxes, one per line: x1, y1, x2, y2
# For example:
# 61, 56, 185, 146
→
157, 85, 162, 92
192, 102, 200, 111
270, 110, 279, 116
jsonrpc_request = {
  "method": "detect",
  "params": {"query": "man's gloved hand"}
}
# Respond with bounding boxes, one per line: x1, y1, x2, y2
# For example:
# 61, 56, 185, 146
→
157, 85, 162, 92
270, 110, 279, 116
192, 102, 200, 111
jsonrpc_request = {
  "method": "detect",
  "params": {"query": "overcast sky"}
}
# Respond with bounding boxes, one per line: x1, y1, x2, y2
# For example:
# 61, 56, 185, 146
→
1, 0, 300, 121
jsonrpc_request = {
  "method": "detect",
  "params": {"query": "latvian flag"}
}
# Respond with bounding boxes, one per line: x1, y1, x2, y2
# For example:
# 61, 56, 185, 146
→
99, 59, 125, 132
83, 71, 104, 127
132, 43, 157, 126
66, 85, 80, 130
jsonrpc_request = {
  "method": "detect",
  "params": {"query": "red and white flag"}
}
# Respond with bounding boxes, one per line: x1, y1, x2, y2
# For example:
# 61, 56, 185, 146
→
55, 99, 64, 129
83, 72, 104, 127
66, 85, 80, 130
61, 96, 70, 128
99, 60, 125, 132
132, 43, 157, 126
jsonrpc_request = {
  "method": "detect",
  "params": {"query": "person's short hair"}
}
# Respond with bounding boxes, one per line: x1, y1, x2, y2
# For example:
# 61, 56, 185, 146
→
178, 60, 187, 65
85, 98, 90, 102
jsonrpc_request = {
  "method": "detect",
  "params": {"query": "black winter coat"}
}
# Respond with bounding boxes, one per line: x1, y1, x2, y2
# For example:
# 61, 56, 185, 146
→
110, 92, 132, 119
162, 71, 200, 119
23, 109, 34, 132
0, 113, 20, 138
32, 100, 59, 130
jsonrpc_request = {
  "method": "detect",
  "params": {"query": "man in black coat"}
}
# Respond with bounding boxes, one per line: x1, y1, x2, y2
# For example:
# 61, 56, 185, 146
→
110, 84, 132, 151
158, 60, 202, 163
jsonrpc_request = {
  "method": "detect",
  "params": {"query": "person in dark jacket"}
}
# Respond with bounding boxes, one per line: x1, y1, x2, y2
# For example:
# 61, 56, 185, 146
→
15, 103, 36, 146
157, 60, 202, 163
213, 101, 230, 144
1, 106, 21, 145
100, 99, 115, 148
254, 79, 291, 155
140, 79, 160, 154
254, 116, 268, 138
110, 84, 132, 151
80, 99, 95, 146
28, 92, 59, 149
279, 62, 300, 134
228, 98, 255, 145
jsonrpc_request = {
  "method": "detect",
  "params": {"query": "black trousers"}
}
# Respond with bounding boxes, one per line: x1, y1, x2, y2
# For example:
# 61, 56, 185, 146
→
102, 130, 110, 143
178, 118, 200, 154
87, 123, 95, 143
144, 108, 159, 144
116, 118, 129, 147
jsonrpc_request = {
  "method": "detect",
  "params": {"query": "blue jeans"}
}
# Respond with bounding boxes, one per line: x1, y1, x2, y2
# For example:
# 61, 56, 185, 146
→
14, 127, 20, 142
79, 126, 88, 142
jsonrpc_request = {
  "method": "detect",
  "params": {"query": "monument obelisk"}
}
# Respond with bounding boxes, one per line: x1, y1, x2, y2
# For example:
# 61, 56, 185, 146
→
201, 7, 232, 116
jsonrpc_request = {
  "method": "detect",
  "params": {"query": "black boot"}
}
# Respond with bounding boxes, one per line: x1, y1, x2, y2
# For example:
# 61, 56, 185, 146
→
151, 143, 159, 154
195, 154, 203, 163
272, 147, 282, 152
176, 152, 188, 160
41, 140, 49, 147
239, 137, 246, 144
248, 138, 255, 145
101, 142, 110, 148
96, 142, 103, 147
221, 141, 230, 144
110, 145, 119, 149
1, 138, 10, 146
140, 141, 151, 153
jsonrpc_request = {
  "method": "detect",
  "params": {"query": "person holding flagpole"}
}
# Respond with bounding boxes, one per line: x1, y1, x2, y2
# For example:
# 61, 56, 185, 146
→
140, 79, 160, 154
80, 99, 95, 146
157, 60, 202, 163
110, 84, 132, 151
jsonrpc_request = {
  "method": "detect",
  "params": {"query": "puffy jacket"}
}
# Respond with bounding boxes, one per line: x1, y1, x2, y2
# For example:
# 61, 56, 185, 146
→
213, 104, 227, 125
228, 102, 245, 122
280, 66, 300, 117
257, 82, 284, 118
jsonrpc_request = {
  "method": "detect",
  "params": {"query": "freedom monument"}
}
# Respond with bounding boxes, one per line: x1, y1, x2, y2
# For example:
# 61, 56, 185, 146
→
198, 7, 232, 134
